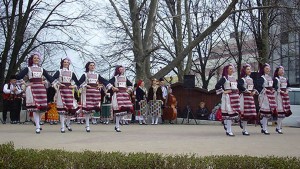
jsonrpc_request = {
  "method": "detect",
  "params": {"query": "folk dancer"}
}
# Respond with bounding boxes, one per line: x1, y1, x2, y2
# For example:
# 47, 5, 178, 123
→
255, 63, 277, 135
215, 64, 240, 136
79, 62, 113, 132
52, 58, 80, 133
273, 66, 292, 134
109, 65, 134, 132
16, 53, 54, 134
237, 64, 258, 136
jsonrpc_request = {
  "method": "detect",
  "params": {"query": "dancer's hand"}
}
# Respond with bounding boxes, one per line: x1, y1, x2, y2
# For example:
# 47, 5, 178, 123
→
86, 85, 91, 89
96, 84, 103, 90
112, 87, 119, 92
69, 85, 76, 89
224, 90, 232, 94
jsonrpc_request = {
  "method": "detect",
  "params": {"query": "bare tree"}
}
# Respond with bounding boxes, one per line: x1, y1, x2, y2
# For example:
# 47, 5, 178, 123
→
0, 0, 106, 110
105, 0, 238, 83
0, 0, 102, 88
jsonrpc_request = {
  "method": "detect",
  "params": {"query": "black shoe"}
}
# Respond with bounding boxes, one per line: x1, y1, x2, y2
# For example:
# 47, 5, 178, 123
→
35, 128, 41, 134
226, 132, 235, 137
275, 128, 283, 134
261, 129, 270, 135
66, 125, 72, 131
86, 126, 90, 132
115, 127, 121, 132
242, 131, 250, 136
2, 121, 6, 124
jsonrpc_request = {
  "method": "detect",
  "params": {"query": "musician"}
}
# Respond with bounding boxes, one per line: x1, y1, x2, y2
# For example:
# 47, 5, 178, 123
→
148, 78, 164, 125
52, 57, 80, 133
255, 63, 277, 135
215, 64, 240, 136
237, 64, 258, 136
78, 61, 113, 132
273, 66, 291, 134
2, 75, 22, 124
109, 65, 134, 132
135, 80, 148, 125
16, 53, 54, 134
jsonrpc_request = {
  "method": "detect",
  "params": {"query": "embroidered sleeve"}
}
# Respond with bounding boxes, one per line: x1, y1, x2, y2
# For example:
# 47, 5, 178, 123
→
215, 77, 225, 95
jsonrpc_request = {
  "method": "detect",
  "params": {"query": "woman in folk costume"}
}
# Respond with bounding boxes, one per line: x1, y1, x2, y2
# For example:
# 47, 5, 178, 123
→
273, 66, 292, 134
148, 78, 164, 125
255, 63, 277, 135
52, 58, 80, 133
135, 80, 148, 125
109, 65, 134, 132
215, 64, 240, 136
16, 52, 54, 134
79, 62, 113, 132
237, 64, 258, 136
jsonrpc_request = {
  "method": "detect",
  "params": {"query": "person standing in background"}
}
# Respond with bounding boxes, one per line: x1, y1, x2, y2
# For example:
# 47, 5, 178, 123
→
148, 78, 164, 125
2, 75, 22, 124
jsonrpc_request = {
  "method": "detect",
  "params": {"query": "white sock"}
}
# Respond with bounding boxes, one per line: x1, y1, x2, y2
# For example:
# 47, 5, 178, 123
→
226, 120, 232, 133
262, 117, 268, 131
115, 116, 120, 128
85, 114, 90, 127
242, 121, 247, 132
66, 116, 71, 126
33, 112, 40, 129
152, 116, 155, 124
60, 115, 65, 130
155, 116, 159, 124
277, 118, 283, 130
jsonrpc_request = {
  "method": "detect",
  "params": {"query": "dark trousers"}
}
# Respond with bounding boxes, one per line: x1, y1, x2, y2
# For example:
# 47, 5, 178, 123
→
14, 99, 22, 122
2, 100, 10, 122
2, 99, 22, 122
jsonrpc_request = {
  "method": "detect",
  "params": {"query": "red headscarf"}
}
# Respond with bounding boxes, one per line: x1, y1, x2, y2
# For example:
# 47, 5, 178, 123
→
137, 80, 143, 88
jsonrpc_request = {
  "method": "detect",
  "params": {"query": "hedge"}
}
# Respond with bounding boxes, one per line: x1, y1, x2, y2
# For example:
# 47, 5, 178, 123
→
0, 142, 299, 169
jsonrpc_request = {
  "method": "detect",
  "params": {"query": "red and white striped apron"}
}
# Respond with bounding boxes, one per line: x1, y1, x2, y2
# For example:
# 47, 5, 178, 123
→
56, 70, 78, 115
26, 67, 47, 112
112, 76, 133, 115
259, 75, 277, 117
81, 73, 101, 113
221, 76, 240, 120
276, 77, 291, 118
240, 78, 257, 120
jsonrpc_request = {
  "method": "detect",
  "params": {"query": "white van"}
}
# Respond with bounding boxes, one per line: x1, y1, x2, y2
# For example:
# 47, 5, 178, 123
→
282, 88, 300, 127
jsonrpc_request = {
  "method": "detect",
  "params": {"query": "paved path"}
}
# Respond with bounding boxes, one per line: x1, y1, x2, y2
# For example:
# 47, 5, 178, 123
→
0, 123, 299, 157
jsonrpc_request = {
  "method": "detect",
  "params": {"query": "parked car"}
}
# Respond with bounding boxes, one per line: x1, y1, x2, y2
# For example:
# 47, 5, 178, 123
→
282, 88, 300, 127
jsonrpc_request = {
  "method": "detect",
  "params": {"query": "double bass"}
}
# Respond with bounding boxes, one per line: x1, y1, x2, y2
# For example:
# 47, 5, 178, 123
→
162, 89, 177, 121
